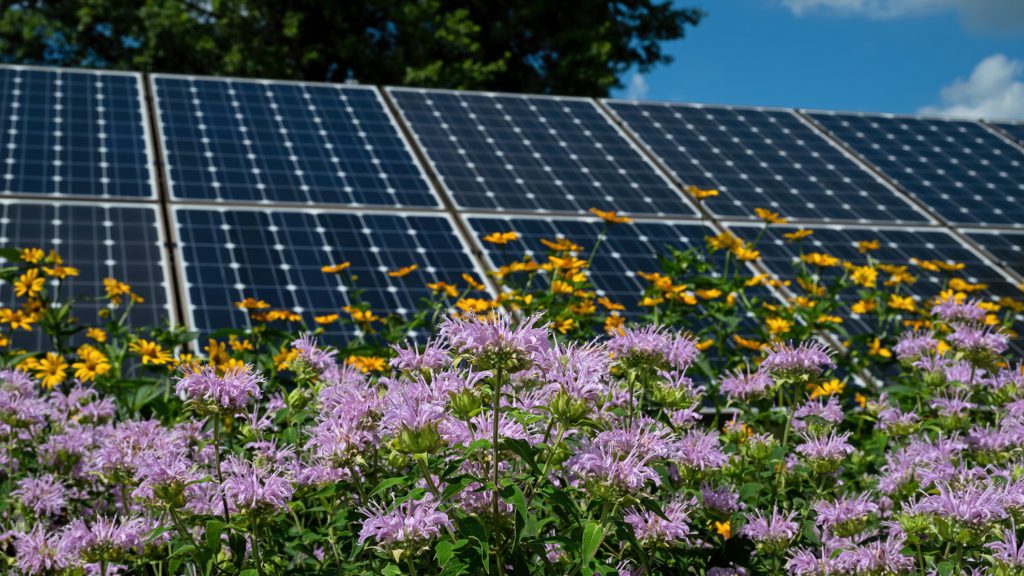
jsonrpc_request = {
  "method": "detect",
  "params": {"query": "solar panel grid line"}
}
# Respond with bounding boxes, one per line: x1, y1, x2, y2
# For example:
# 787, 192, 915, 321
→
0, 64, 158, 200
385, 86, 700, 217
172, 204, 495, 345
150, 73, 442, 209
604, 98, 938, 226
979, 120, 1024, 156
957, 228, 1024, 284
802, 109, 1024, 229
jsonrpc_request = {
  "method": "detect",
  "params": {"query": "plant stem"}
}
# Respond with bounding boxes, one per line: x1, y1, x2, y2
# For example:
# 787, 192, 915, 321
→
492, 363, 505, 576
212, 416, 231, 524
249, 516, 266, 576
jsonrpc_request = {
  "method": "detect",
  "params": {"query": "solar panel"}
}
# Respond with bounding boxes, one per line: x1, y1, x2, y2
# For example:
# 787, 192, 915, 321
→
961, 228, 1024, 277
174, 206, 489, 344
726, 222, 1024, 344
807, 111, 1024, 228
388, 88, 697, 216
0, 65, 156, 199
0, 200, 172, 348
991, 121, 1024, 146
152, 75, 440, 208
606, 101, 931, 224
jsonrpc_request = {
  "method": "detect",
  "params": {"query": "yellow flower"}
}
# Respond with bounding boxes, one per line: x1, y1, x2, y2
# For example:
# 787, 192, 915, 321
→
604, 314, 625, 335
0, 308, 33, 331
42, 264, 79, 279
809, 378, 844, 400
274, 348, 299, 371
854, 393, 868, 409
455, 298, 492, 314
461, 273, 485, 291
482, 231, 519, 245
597, 297, 625, 311
911, 258, 941, 273
228, 335, 253, 352
640, 296, 664, 307
174, 353, 201, 373
27, 352, 68, 389
732, 334, 765, 351
554, 318, 576, 334
550, 280, 574, 294
706, 232, 742, 252
783, 229, 813, 242
103, 277, 141, 305
205, 339, 229, 367
696, 339, 715, 351
388, 264, 418, 278
637, 271, 673, 291
800, 252, 840, 267
685, 185, 719, 200
314, 314, 340, 325
20, 248, 44, 263
849, 265, 878, 288
817, 314, 843, 324
129, 339, 172, 366
571, 300, 597, 315
732, 245, 760, 261
869, 337, 892, 359
857, 240, 880, 253
766, 317, 792, 335
949, 278, 987, 293
754, 207, 787, 224
346, 355, 386, 373
745, 274, 769, 287
427, 281, 459, 298
72, 345, 111, 383
14, 269, 44, 297
588, 208, 633, 224
888, 294, 917, 312
235, 297, 271, 310
695, 289, 722, 300
343, 306, 379, 324
714, 520, 731, 540
321, 262, 352, 274
540, 238, 582, 252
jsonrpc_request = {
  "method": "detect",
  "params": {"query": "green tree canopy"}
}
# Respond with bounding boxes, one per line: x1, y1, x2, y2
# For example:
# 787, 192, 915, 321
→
0, 0, 703, 95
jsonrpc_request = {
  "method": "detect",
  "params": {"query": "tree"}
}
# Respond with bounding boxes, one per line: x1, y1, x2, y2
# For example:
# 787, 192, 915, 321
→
0, 0, 703, 96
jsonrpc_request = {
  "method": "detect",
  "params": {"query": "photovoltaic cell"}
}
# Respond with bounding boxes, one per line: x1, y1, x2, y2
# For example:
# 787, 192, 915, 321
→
152, 75, 439, 207
174, 207, 489, 344
388, 88, 697, 216
961, 229, 1024, 277
726, 222, 1024, 344
0, 65, 156, 199
808, 112, 1024, 228
606, 101, 930, 224
0, 201, 172, 348
992, 121, 1024, 146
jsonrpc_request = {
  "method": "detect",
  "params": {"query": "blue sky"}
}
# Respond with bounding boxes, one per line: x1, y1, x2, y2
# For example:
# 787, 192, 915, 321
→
612, 0, 1024, 119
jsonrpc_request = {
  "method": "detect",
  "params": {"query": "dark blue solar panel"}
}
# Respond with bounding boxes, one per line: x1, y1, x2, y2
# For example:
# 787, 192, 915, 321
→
0, 65, 155, 199
175, 207, 488, 344
728, 223, 1024, 343
808, 112, 1024, 228
389, 88, 697, 216
0, 201, 171, 348
607, 102, 929, 224
992, 121, 1024, 146
962, 229, 1024, 277
153, 75, 439, 207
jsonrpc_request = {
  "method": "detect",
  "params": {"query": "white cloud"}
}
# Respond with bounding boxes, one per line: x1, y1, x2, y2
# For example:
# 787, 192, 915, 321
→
780, 0, 1024, 33
918, 54, 1024, 119
625, 72, 649, 100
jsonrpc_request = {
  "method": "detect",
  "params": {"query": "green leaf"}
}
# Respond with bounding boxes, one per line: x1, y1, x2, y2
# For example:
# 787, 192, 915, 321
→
239, 570, 259, 576
581, 521, 604, 563
382, 564, 402, 576
434, 539, 468, 566
371, 476, 407, 496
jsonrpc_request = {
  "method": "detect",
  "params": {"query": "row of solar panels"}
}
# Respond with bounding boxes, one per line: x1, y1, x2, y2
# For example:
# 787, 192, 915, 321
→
0, 64, 1022, 350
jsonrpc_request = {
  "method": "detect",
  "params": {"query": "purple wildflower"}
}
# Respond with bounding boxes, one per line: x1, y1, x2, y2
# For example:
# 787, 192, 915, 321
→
742, 508, 800, 554
59, 516, 148, 562
175, 363, 264, 414
989, 527, 1024, 567
930, 390, 975, 420
792, 396, 844, 431
222, 457, 294, 514
931, 295, 986, 324
292, 334, 338, 373
893, 331, 938, 361
947, 325, 1009, 357
14, 526, 69, 574
567, 420, 674, 494
702, 483, 745, 516
390, 339, 449, 372
917, 481, 1007, 527
795, 431, 854, 470
624, 495, 697, 546
813, 494, 878, 536
12, 474, 67, 518
607, 325, 700, 372
720, 368, 773, 402
358, 496, 453, 551
877, 406, 920, 435
832, 535, 914, 574
439, 312, 550, 370
761, 341, 835, 380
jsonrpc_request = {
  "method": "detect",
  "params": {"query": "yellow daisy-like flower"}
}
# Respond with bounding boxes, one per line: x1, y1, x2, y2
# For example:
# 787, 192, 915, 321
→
0, 308, 33, 331
129, 339, 173, 366
321, 262, 352, 274
72, 344, 112, 383
553, 318, 576, 334
388, 264, 418, 278
849, 265, 878, 288
640, 296, 664, 307
745, 274, 769, 287
20, 247, 44, 263
588, 208, 633, 224
26, 353, 69, 389
235, 297, 271, 310
949, 278, 987, 293
540, 238, 582, 252
696, 339, 715, 352
482, 231, 519, 245
809, 378, 844, 400
732, 334, 765, 351
14, 269, 45, 298
346, 355, 386, 373
604, 314, 625, 335
857, 239, 880, 254
869, 337, 892, 359
800, 252, 840, 267
766, 317, 792, 335
427, 281, 459, 298
228, 336, 254, 352
714, 520, 731, 540
597, 297, 625, 311
461, 273, 485, 291
550, 280, 574, 294
783, 229, 813, 242
817, 314, 843, 324
205, 339, 229, 367
456, 298, 492, 314
343, 306, 379, 324
706, 232, 742, 252
314, 314, 340, 325
685, 185, 719, 200
753, 207, 787, 224
695, 289, 722, 300
888, 294, 917, 312
274, 347, 299, 372
571, 300, 596, 315
732, 245, 761, 261
42, 265, 79, 279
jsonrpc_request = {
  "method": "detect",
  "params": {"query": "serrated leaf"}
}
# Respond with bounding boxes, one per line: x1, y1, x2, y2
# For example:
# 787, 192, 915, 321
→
581, 521, 604, 562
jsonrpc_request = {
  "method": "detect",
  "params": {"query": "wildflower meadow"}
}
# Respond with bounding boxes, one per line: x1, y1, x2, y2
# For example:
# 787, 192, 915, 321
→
1, 205, 1023, 576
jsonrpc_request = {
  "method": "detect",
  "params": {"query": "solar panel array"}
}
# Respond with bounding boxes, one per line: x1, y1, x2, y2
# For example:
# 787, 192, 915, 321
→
4, 62, 1022, 358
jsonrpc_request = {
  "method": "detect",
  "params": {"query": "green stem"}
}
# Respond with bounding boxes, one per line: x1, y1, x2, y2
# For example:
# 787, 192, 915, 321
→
249, 516, 266, 576
492, 363, 506, 576
212, 417, 231, 524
